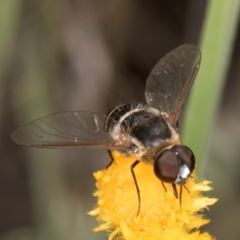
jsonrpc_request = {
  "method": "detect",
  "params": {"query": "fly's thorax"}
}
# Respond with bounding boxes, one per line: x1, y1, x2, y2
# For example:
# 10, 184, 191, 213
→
143, 138, 181, 162
105, 103, 180, 158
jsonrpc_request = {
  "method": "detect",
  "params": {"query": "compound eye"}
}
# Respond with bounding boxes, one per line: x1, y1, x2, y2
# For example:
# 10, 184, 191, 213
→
154, 149, 179, 183
172, 145, 195, 173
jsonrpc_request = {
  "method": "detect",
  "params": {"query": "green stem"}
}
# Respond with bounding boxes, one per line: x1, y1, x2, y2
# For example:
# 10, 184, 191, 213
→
182, 0, 240, 174
0, 0, 23, 132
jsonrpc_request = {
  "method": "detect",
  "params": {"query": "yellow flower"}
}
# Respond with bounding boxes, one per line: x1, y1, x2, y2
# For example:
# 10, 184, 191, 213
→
89, 151, 217, 240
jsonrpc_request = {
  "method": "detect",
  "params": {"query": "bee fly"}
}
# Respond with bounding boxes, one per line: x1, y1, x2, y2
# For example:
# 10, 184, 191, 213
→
11, 44, 201, 214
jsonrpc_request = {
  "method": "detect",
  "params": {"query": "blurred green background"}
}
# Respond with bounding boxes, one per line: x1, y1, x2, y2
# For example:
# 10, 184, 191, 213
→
1, 1, 240, 239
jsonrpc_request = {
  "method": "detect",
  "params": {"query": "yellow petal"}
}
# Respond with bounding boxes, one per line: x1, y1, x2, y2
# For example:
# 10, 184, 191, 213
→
91, 151, 217, 240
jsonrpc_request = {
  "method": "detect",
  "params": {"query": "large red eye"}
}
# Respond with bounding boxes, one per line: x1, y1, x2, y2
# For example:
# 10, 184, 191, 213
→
172, 145, 195, 173
154, 149, 179, 183
154, 145, 195, 184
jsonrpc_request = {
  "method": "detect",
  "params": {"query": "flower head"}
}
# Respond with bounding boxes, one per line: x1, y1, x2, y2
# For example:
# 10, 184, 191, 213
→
89, 151, 217, 240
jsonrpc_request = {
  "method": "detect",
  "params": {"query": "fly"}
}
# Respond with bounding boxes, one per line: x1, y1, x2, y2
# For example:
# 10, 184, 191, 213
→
11, 44, 201, 215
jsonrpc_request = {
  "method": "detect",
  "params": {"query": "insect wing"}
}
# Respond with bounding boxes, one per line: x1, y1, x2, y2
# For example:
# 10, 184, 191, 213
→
11, 111, 127, 149
145, 44, 201, 128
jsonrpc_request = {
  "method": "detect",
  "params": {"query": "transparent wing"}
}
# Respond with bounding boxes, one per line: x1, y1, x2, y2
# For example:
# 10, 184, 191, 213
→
11, 111, 128, 149
145, 44, 201, 128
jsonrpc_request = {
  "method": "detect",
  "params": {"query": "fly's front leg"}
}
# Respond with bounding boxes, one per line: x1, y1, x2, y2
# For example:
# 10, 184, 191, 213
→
131, 160, 141, 216
106, 150, 115, 168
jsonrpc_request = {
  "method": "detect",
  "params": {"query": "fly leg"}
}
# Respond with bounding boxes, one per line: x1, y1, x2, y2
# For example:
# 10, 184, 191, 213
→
161, 181, 167, 193
172, 183, 178, 199
106, 150, 115, 168
106, 153, 141, 216
131, 160, 141, 216
183, 185, 190, 193
179, 185, 183, 207
172, 184, 185, 208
